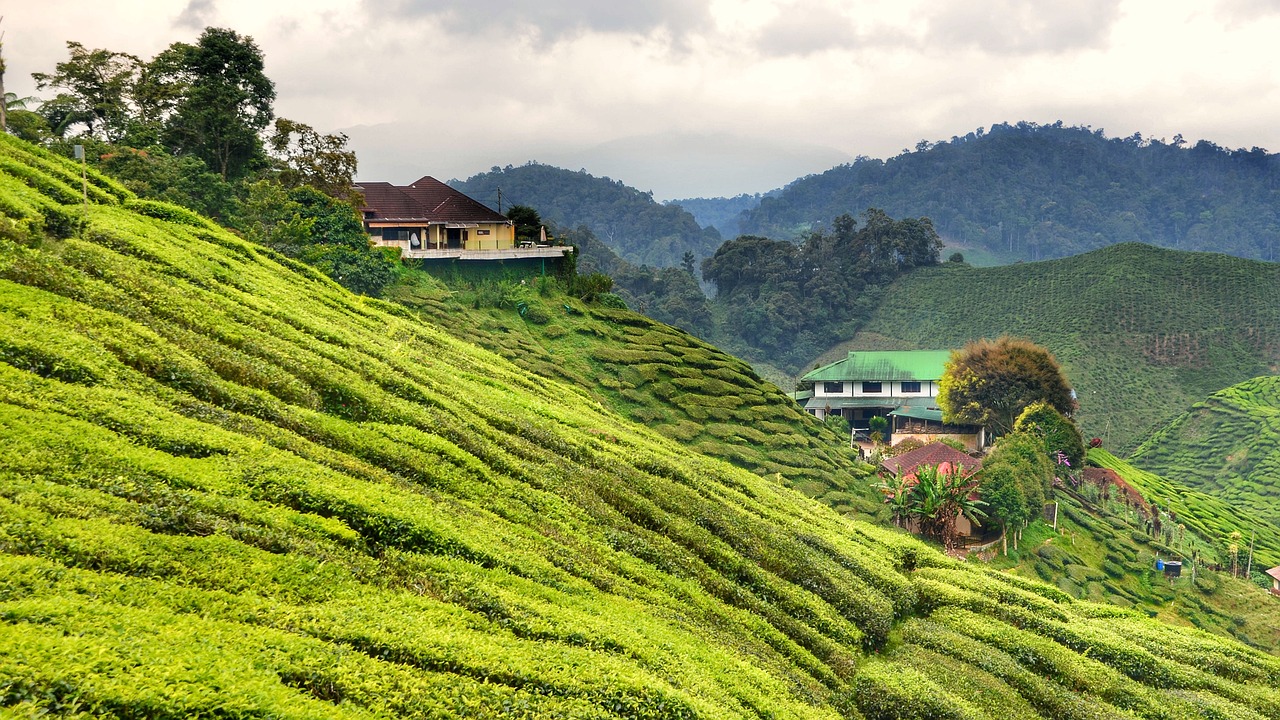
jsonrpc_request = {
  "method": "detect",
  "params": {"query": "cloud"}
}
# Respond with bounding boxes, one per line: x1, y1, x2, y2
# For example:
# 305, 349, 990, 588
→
754, 3, 859, 56
925, 0, 1122, 54
175, 0, 218, 30
369, 0, 714, 42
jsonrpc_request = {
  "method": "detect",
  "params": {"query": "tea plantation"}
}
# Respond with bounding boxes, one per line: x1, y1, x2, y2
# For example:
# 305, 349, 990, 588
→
2, 132, 1280, 718
1130, 376, 1280, 533
834, 246, 1280, 452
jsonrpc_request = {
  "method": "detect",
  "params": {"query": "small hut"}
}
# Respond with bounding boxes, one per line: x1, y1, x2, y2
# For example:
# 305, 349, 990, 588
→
1267, 566, 1280, 597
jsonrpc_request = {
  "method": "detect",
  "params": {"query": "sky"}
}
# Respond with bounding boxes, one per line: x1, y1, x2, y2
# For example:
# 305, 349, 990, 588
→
7, 0, 1280, 200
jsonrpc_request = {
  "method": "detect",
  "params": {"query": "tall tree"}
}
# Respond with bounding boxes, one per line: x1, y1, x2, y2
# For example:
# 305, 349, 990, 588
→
153, 27, 275, 180
31, 41, 141, 141
268, 118, 359, 203
938, 336, 1074, 435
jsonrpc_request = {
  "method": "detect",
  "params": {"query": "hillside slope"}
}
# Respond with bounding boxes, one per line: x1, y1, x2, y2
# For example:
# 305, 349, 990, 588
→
738, 122, 1280, 263
1130, 376, 1280, 533
450, 163, 722, 268
833, 243, 1280, 451
2, 134, 1280, 718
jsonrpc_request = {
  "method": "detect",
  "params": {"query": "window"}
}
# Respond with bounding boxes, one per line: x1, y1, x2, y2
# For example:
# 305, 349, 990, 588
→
477, 229, 491, 235
381, 228, 409, 241
901, 381, 921, 393
823, 381, 844, 394
861, 381, 883, 393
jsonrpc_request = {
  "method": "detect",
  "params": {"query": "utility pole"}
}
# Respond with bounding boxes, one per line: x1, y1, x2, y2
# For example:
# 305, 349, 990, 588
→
1246, 530, 1255, 579
497, 187, 502, 214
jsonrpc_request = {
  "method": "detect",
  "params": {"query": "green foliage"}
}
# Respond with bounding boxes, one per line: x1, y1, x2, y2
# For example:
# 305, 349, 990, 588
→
1130, 375, 1280, 536
151, 27, 276, 181
739, 121, 1280, 264
938, 336, 1074, 434
1015, 400, 1086, 470
833, 237, 1280, 452
267, 118, 358, 203
702, 210, 942, 370
983, 431, 1054, 519
1, 133, 1279, 718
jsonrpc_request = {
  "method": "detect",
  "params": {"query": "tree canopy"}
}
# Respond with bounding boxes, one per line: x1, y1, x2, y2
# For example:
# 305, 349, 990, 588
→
938, 336, 1074, 435
738, 121, 1280, 263
701, 209, 942, 370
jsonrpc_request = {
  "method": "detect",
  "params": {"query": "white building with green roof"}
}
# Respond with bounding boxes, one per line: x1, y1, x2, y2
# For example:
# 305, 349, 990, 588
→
801, 350, 985, 450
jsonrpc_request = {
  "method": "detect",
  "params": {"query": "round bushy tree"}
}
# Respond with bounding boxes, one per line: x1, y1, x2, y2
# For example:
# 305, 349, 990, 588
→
938, 336, 1074, 435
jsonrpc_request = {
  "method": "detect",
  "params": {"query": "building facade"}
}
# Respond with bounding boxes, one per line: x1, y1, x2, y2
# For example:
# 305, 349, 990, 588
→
802, 350, 985, 450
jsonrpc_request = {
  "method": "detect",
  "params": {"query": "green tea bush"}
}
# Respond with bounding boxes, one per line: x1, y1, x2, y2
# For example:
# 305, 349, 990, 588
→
852, 661, 983, 720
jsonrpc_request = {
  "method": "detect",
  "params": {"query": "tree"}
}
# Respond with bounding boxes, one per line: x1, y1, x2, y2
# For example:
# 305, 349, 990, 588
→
505, 205, 542, 243
32, 41, 141, 141
680, 251, 696, 275
0, 18, 7, 132
152, 27, 275, 180
1013, 400, 1085, 470
878, 464, 985, 552
979, 463, 1027, 553
268, 118, 359, 203
982, 430, 1053, 521
938, 336, 1074, 435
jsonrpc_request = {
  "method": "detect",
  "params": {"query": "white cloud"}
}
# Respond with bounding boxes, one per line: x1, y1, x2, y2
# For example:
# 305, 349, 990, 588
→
8, 0, 1280, 197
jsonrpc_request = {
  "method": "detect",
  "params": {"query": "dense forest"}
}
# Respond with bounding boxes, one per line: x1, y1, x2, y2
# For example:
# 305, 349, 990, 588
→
702, 209, 944, 370
451, 162, 722, 267
665, 192, 766, 239
737, 122, 1280, 263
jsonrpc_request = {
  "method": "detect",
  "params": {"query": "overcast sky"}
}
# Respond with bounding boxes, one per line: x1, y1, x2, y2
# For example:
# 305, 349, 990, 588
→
8, 0, 1280, 199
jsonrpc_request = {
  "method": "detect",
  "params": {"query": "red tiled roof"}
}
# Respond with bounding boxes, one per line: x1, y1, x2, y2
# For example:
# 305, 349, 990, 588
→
356, 176, 509, 224
881, 442, 981, 477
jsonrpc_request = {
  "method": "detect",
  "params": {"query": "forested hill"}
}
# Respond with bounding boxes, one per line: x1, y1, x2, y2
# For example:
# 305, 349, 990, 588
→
7, 132, 1280, 717
450, 163, 722, 267
737, 122, 1280, 263
833, 243, 1280, 453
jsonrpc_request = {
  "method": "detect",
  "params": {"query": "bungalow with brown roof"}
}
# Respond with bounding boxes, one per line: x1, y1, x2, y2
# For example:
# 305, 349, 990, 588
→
881, 441, 985, 541
356, 176, 571, 262
1267, 566, 1280, 597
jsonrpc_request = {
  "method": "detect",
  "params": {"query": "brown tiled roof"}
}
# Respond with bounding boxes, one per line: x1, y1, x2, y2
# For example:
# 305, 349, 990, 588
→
356, 176, 509, 224
1265, 566, 1280, 581
881, 441, 981, 477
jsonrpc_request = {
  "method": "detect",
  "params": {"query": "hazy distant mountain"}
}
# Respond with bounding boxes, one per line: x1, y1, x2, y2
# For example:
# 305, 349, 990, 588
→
665, 193, 767, 239
739, 121, 1280, 263
450, 163, 721, 268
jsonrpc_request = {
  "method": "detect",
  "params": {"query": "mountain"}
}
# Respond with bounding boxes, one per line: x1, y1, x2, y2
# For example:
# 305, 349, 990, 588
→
823, 243, 1280, 453
737, 121, 1280, 264
1130, 376, 1280, 533
666, 193, 765, 239
449, 162, 722, 268
5, 132, 1280, 717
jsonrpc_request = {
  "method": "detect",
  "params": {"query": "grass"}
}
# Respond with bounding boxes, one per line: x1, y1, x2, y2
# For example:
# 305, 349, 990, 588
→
2, 131, 1280, 717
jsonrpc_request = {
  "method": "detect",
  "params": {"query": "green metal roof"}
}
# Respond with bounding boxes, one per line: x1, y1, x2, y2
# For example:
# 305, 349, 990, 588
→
804, 396, 910, 410
802, 350, 953, 383
889, 404, 944, 422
